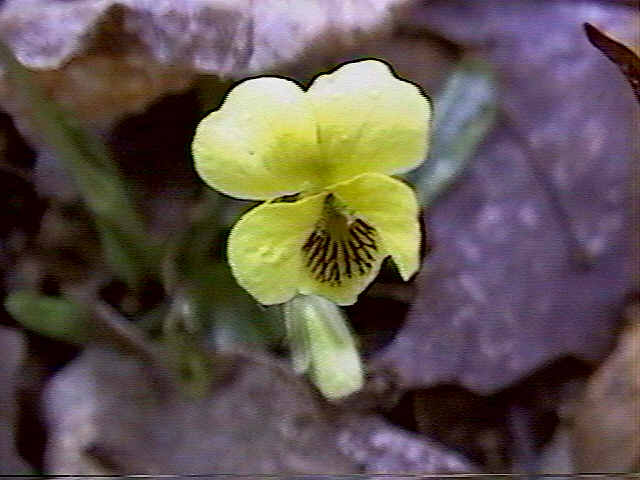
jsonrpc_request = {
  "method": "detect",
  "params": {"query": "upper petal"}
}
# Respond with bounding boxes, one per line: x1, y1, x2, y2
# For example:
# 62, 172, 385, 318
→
193, 77, 322, 200
307, 59, 431, 186
227, 193, 326, 305
331, 173, 421, 281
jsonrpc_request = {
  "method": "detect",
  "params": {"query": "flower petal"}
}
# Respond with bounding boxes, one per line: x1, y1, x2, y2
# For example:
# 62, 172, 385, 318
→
307, 59, 431, 186
227, 194, 326, 305
332, 173, 421, 281
193, 77, 322, 200
297, 195, 388, 306
298, 234, 386, 306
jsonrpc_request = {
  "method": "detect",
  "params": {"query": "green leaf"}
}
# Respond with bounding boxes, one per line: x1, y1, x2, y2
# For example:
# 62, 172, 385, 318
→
161, 192, 283, 349
162, 191, 225, 295
0, 41, 158, 287
408, 57, 498, 206
284, 295, 363, 400
4, 291, 91, 344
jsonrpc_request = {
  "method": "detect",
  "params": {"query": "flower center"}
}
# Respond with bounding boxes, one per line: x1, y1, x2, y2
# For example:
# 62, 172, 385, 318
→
302, 194, 379, 286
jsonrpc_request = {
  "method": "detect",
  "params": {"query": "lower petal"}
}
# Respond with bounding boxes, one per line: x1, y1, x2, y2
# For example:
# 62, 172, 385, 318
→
331, 173, 421, 281
227, 194, 326, 305
298, 194, 388, 305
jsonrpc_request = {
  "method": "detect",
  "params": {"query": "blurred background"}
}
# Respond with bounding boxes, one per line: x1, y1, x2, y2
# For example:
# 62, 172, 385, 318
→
0, 0, 638, 476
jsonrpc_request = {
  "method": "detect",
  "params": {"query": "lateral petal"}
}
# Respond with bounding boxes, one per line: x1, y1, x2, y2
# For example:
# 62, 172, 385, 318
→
227, 193, 326, 305
331, 173, 421, 281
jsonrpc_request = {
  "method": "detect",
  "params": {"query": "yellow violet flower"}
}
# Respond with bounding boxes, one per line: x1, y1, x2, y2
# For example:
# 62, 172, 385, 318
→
192, 59, 431, 306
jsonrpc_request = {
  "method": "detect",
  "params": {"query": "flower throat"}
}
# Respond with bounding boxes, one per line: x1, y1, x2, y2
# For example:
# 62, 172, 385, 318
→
302, 194, 379, 286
